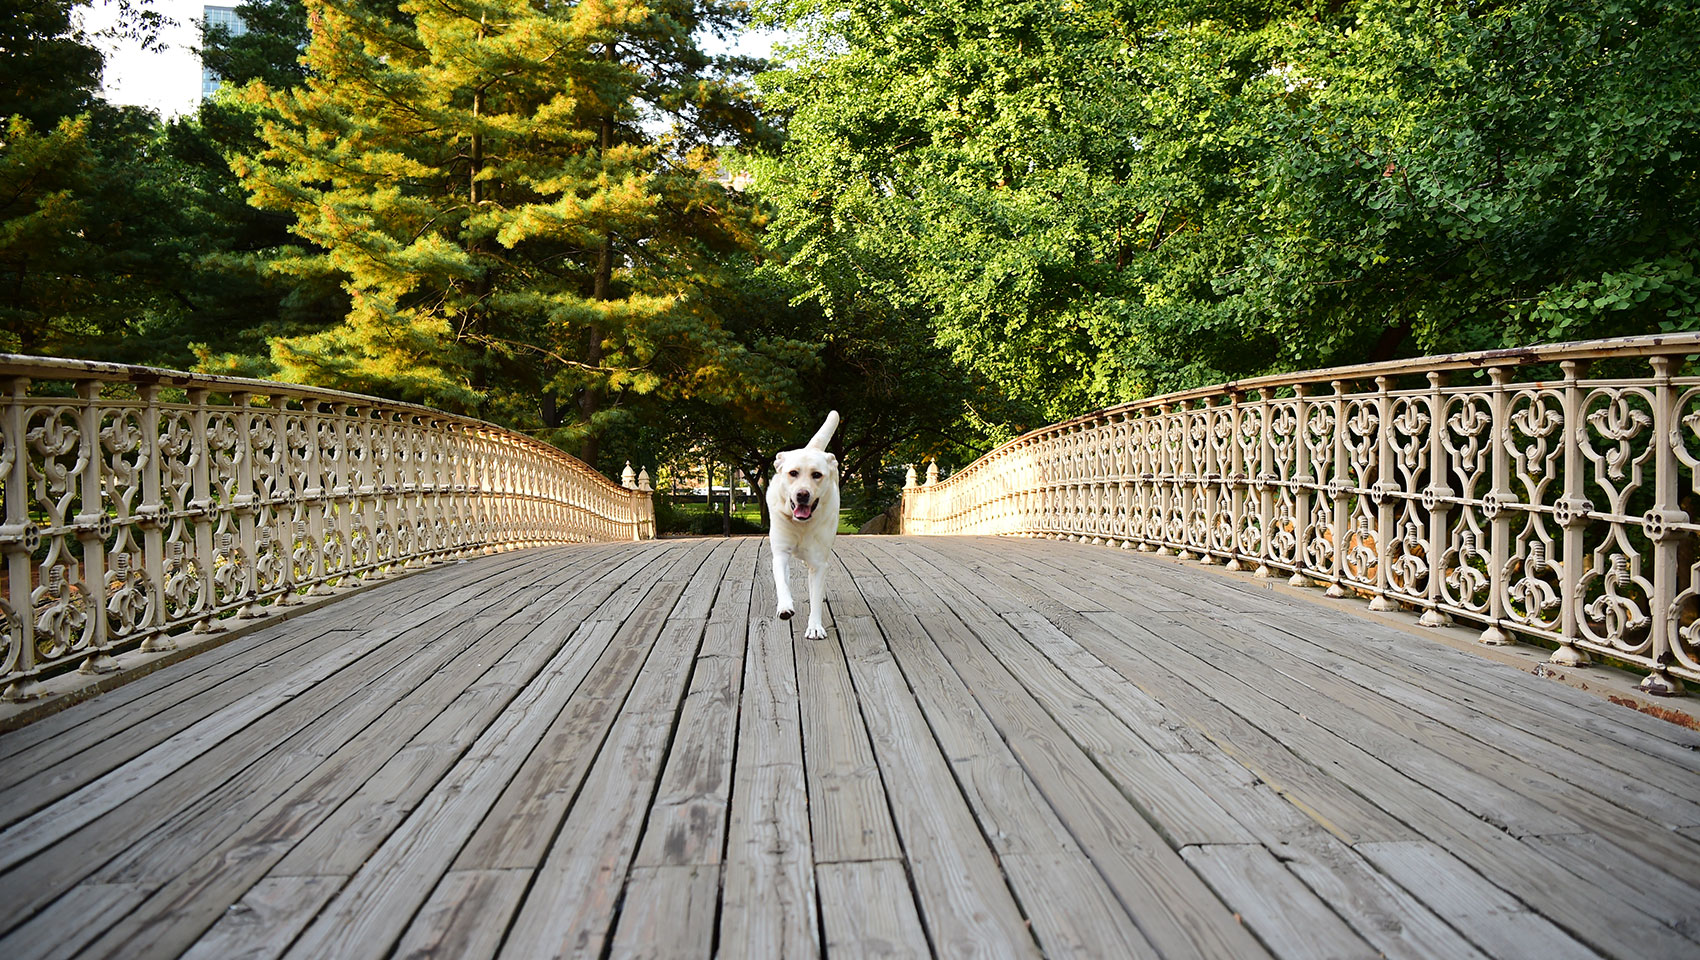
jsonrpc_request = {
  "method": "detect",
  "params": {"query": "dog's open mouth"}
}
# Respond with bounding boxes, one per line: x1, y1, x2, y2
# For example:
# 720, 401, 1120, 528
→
792, 499, 815, 521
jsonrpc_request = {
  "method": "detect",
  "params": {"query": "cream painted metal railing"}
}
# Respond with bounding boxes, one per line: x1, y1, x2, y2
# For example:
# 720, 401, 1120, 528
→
903, 335, 1700, 694
0, 355, 654, 700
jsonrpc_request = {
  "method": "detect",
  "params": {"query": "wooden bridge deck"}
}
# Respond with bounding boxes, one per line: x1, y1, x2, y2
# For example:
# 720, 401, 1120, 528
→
0, 536, 1696, 960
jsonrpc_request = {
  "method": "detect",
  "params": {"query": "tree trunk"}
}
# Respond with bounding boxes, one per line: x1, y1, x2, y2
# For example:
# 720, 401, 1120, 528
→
578, 44, 619, 467
722, 465, 733, 537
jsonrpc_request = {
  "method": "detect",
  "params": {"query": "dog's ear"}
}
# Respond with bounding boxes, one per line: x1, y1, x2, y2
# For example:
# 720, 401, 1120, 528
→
773, 452, 787, 472
825, 452, 838, 473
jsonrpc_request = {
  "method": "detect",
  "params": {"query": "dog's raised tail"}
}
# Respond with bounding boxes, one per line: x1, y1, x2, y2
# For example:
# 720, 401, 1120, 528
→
806, 410, 841, 451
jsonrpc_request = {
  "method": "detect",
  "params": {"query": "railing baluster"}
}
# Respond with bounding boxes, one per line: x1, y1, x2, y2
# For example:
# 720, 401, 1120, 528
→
1645, 356, 1687, 694
899, 335, 1700, 693
1420, 372, 1453, 628
0, 355, 654, 694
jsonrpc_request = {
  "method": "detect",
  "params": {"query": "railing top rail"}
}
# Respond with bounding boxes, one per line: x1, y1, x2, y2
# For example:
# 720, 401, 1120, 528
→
0, 352, 628, 493
973, 332, 1700, 455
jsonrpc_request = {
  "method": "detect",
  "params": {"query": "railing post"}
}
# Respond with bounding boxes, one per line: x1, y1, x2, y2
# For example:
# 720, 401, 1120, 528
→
1155, 402, 1176, 556
1289, 384, 1317, 587
1324, 380, 1351, 598
1198, 397, 1221, 564
73, 381, 116, 673
1544, 361, 1590, 661
1367, 376, 1397, 612
187, 388, 223, 633
1223, 392, 1247, 570
1480, 368, 1515, 645
1419, 372, 1453, 627
2, 377, 40, 700
136, 385, 174, 644
267, 396, 301, 607
232, 392, 265, 617
1641, 355, 1688, 694
1253, 388, 1278, 579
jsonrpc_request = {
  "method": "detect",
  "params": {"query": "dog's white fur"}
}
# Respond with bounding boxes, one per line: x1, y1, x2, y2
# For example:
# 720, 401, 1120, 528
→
767, 411, 840, 639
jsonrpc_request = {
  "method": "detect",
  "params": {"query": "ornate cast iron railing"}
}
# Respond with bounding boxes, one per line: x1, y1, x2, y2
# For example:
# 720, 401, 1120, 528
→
0, 355, 655, 701
902, 335, 1700, 695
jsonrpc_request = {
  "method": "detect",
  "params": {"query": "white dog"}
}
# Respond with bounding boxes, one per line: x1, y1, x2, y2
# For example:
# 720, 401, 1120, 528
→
767, 411, 841, 639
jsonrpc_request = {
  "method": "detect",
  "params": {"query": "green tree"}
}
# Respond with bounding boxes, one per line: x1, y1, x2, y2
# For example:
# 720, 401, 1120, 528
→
0, 0, 104, 129
236, 0, 791, 466
759, 0, 1700, 442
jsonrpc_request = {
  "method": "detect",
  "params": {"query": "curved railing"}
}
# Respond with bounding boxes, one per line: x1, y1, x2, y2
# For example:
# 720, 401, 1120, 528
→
0, 355, 655, 700
902, 334, 1700, 694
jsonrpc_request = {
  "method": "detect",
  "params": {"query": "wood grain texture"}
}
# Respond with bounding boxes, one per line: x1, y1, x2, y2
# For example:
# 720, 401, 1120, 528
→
0, 536, 1692, 960
816, 860, 929, 960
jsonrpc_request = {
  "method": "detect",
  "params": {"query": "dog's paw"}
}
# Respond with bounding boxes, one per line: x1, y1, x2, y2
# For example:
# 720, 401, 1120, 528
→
777, 605, 794, 621
804, 623, 827, 640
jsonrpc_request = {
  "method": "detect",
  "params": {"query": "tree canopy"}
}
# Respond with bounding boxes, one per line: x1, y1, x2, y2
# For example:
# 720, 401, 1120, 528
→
3, 0, 1695, 489
755, 0, 1699, 429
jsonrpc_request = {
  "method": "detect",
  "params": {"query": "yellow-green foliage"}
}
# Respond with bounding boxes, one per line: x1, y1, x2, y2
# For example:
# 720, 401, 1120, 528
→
234, 0, 800, 453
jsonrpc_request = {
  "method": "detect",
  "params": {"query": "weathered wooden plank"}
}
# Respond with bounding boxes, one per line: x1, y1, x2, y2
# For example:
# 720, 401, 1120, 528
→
1355, 840, 1599, 960
453, 581, 691, 871
1022, 539, 1700, 756
857, 541, 1259, 960
0, 545, 586, 844
884, 539, 1254, 846
55, 551, 643, 960
272, 545, 682, 879
268, 621, 608, 877
1524, 832, 1700, 941
632, 540, 754, 870
0, 882, 149, 960
816, 860, 929, 960
606, 864, 719, 960
1057, 543, 1700, 826
0, 547, 560, 791
250, 562, 697, 960
493, 614, 711, 959
177, 875, 343, 960
926, 545, 1417, 847
871, 609, 1081, 858
830, 612, 1040, 960
1133, 610, 1594, 839
717, 600, 819, 960
796, 602, 903, 864
1180, 844, 1379, 960
1166, 751, 1491, 960
1229, 606, 1700, 817
1073, 606, 1694, 958
1168, 611, 1700, 873
390, 869, 529, 960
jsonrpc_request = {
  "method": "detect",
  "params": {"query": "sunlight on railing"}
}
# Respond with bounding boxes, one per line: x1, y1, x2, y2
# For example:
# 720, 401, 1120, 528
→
0, 355, 654, 700
903, 334, 1700, 694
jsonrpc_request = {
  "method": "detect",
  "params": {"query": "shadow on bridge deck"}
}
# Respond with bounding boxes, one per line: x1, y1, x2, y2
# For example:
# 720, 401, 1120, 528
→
0, 536, 1696, 960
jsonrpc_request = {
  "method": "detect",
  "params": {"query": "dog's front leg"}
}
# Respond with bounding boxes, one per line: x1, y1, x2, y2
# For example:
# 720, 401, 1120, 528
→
772, 547, 795, 621
803, 562, 827, 639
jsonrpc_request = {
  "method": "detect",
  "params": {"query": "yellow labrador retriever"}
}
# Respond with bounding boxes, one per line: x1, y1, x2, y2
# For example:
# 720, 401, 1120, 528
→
767, 411, 840, 639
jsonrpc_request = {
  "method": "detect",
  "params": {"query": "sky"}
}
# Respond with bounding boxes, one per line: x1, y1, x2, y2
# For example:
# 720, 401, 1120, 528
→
80, 0, 208, 118
80, 0, 785, 120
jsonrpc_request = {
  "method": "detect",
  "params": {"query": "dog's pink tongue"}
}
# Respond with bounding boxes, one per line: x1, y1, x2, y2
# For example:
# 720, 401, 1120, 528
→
793, 503, 813, 520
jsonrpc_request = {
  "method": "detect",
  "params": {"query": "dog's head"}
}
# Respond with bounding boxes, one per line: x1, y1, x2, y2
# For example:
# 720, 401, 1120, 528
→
772, 447, 838, 522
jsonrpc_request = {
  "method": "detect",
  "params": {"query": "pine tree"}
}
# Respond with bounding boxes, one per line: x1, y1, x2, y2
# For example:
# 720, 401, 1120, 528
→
236, 0, 792, 464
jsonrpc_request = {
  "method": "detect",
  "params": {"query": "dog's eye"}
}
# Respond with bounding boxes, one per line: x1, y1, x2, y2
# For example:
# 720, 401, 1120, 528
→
811, 472, 823, 480
788, 470, 799, 477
